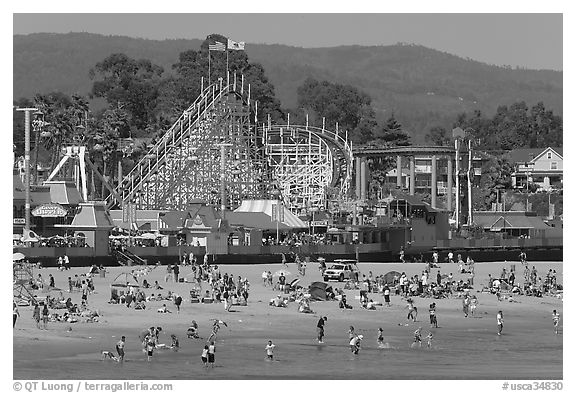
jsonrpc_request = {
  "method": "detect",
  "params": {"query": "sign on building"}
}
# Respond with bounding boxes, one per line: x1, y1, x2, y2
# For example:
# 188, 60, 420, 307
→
31, 203, 67, 218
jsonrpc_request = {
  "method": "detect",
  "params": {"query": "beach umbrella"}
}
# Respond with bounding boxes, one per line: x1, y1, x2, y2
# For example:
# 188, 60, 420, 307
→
383, 270, 401, 284
273, 269, 292, 277
289, 278, 300, 288
13, 252, 26, 261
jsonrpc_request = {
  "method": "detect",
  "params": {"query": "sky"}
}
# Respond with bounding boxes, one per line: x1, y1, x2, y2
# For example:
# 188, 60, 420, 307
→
13, 13, 563, 71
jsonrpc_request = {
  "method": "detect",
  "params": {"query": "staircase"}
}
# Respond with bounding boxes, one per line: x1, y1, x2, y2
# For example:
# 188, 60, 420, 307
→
112, 249, 147, 267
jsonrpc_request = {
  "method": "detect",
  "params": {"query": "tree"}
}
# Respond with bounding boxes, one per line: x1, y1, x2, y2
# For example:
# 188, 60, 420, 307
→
376, 114, 411, 146
424, 126, 450, 146
90, 53, 164, 131
32, 92, 91, 174
454, 101, 562, 150
169, 34, 285, 124
296, 78, 377, 144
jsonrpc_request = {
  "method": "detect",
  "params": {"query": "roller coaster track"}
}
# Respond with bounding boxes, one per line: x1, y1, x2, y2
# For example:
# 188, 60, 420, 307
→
106, 81, 353, 213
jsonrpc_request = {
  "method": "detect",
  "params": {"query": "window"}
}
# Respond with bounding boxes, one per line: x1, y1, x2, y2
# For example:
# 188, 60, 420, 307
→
547, 152, 552, 159
550, 162, 558, 170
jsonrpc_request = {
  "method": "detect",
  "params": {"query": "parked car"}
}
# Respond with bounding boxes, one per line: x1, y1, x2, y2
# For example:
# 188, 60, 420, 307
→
323, 259, 360, 282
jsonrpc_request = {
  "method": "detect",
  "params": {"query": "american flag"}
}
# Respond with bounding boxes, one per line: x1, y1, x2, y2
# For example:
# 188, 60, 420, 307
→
208, 41, 226, 51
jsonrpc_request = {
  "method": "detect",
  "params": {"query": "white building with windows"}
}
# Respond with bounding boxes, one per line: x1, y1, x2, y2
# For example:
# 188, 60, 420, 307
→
509, 147, 563, 191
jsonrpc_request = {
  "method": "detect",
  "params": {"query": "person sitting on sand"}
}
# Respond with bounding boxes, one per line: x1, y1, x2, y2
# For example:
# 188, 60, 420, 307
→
366, 299, 377, 310
142, 279, 150, 289
298, 297, 313, 313
146, 293, 156, 302
339, 294, 353, 309
157, 304, 171, 313
269, 295, 288, 307
154, 281, 163, 290
187, 320, 200, 339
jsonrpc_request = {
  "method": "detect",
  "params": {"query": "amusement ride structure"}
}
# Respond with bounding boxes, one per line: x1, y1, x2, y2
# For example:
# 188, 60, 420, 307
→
104, 76, 354, 214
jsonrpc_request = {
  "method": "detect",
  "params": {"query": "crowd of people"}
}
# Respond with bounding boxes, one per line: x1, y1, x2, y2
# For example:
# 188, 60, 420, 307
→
15, 249, 562, 370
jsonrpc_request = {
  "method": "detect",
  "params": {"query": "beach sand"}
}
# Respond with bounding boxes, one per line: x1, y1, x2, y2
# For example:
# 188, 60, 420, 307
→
13, 261, 563, 379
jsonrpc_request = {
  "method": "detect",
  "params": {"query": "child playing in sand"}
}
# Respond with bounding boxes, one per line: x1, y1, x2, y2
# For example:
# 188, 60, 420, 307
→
348, 326, 356, 341
426, 331, 434, 348
208, 341, 216, 367
145, 337, 155, 361
116, 336, 126, 362
201, 345, 209, 367
265, 340, 276, 360
412, 327, 423, 347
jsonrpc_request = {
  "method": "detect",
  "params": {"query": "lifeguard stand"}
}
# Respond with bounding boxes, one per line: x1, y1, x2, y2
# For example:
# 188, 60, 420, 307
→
13, 262, 37, 305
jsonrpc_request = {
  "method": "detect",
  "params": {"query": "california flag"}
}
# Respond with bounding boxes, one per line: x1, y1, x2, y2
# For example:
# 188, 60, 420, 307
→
227, 39, 245, 50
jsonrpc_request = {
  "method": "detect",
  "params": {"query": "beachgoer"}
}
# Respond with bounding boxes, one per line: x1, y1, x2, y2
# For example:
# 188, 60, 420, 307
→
470, 296, 478, 315
426, 331, 434, 348
13, 302, 20, 328
146, 337, 155, 361
383, 285, 391, 307
41, 303, 49, 329
173, 264, 180, 283
348, 326, 356, 340
377, 328, 384, 346
406, 298, 417, 322
208, 341, 216, 367
462, 295, 470, 318
497, 310, 504, 336
174, 294, 182, 313
265, 340, 276, 360
101, 351, 119, 361
429, 302, 438, 328
64, 255, 70, 270
201, 345, 209, 367
317, 316, 327, 343
170, 334, 179, 351
32, 304, 41, 329
116, 336, 126, 361
400, 248, 405, 263
350, 334, 363, 354
552, 310, 560, 334
413, 327, 423, 347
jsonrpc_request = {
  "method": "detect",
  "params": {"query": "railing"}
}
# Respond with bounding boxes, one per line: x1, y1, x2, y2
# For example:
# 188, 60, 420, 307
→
106, 82, 235, 208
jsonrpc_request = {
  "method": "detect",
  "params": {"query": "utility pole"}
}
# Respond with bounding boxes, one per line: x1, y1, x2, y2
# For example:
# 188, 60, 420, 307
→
467, 139, 473, 226
16, 107, 38, 237
454, 138, 460, 228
